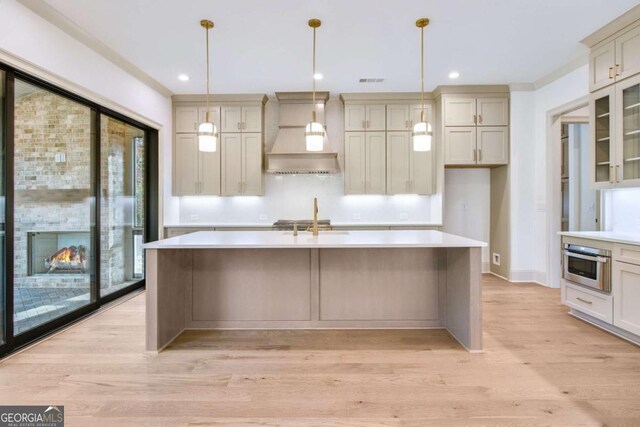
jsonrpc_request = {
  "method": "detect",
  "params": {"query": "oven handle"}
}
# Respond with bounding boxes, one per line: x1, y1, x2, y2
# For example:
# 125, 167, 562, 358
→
563, 250, 609, 263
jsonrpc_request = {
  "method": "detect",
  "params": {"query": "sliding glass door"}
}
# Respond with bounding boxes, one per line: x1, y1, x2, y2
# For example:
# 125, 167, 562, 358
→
12, 79, 96, 335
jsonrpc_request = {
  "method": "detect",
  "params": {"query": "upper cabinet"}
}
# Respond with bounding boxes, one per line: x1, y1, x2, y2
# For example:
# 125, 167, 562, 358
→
588, 22, 640, 92
344, 104, 386, 131
439, 92, 509, 167
172, 95, 267, 197
344, 132, 386, 194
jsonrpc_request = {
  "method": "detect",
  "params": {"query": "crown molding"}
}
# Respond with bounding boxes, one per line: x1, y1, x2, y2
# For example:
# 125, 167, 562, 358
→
581, 3, 640, 47
533, 54, 588, 90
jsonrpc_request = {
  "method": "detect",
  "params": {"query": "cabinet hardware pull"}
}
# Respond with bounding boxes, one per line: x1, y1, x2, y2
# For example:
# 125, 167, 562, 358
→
194, 122, 197, 131
576, 297, 593, 305
610, 165, 614, 184
474, 149, 477, 162
478, 149, 482, 162
616, 165, 620, 183
405, 120, 409, 129
616, 64, 621, 76
237, 122, 241, 130
242, 122, 246, 130
362, 120, 366, 129
473, 114, 477, 124
366, 120, 370, 128
478, 115, 483, 124
609, 67, 614, 79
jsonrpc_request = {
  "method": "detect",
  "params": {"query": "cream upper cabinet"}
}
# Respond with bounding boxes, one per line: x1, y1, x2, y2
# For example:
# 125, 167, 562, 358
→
344, 132, 367, 194
478, 127, 509, 165
365, 132, 387, 194
386, 105, 411, 131
221, 133, 263, 196
615, 74, 640, 187
444, 98, 476, 126
386, 132, 411, 193
344, 105, 367, 131
477, 98, 509, 126
445, 127, 477, 165
221, 106, 243, 132
591, 85, 616, 187
590, 41, 617, 92
612, 259, 640, 336
198, 106, 221, 130
174, 134, 220, 196
175, 106, 199, 133
242, 106, 262, 132
411, 104, 431, 126
616, 25, 640, 82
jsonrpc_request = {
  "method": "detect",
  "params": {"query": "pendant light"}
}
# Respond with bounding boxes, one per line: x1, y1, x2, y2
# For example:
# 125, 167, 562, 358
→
305, 18, 325, 152
413, 18, 433, 152
198, 19, 218, 152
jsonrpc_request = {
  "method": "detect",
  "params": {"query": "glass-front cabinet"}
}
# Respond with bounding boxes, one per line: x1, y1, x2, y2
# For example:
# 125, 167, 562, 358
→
591, 73, 640, 188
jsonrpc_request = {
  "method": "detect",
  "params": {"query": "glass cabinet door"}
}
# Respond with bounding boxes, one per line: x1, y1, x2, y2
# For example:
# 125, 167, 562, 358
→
592, 88, 614, 185
620, 77, 640, 184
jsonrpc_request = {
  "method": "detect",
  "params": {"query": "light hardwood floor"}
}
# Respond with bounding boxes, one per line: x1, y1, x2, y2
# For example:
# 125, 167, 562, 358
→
1, 275, 639, 426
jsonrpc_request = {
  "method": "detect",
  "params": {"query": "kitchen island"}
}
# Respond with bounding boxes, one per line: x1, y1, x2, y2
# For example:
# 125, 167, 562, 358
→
144, 230, 486, 352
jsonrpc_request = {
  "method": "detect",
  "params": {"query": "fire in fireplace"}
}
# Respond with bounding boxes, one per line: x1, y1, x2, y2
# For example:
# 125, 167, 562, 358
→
27, 231, 92, 276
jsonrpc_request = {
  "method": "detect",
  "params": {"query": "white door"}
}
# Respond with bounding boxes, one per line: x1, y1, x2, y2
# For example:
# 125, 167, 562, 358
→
590, 86, 616, 188
386, 132, 410, 194
198, 106, 221, 131
241, 133, 263, 195
615, 74, 640, 187
476, 98, 509, 126
615, 25, 640, 82
199, 148, 221, 196
242, 106, 262, 132
589, 41, 616, 92
221, 106, 242, 133
386, 105, 410, 131
477, 127, 509, 165
175, 106, 199, 133
410, 147, 434, 195
344, 132, 366, 194
365, 105, 386, 131
344, 105, 366, 131
174, 134, 199, 195
444, 127, 477, 165
221, 133, 243, 195
366, 132, 386, 194
444, 97, 476, 126
613, 261, 640, 336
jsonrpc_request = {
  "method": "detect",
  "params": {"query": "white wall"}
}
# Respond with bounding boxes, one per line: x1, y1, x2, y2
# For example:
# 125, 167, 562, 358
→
443, 169, 490, 271
0, 0, 174, 220
608, 188, 640, 233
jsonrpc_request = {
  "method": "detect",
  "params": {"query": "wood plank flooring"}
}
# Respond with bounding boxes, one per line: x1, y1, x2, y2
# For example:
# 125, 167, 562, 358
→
1, 275, 639, 426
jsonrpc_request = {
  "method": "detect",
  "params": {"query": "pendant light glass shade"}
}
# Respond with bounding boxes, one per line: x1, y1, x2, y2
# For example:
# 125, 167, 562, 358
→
412, 121, 432, 152
305, 121, 325, 151
198, 121, 217, 152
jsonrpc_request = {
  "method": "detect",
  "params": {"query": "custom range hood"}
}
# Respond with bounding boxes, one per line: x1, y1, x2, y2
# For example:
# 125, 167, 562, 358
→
266, 92, 339, 174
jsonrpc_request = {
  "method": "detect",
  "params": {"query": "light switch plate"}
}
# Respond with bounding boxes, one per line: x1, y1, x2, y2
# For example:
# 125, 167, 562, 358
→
492, 253, 501, 266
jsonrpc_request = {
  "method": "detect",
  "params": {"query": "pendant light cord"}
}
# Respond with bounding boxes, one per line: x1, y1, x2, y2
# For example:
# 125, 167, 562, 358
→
312, 25, 317, 122
420, 24, 425, 123
205, 25, 211, 122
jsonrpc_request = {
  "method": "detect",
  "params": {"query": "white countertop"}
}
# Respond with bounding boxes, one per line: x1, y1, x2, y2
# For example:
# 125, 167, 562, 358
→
559, 231, 640, 246
144, 230, 486, 249
164, 222, 443, 228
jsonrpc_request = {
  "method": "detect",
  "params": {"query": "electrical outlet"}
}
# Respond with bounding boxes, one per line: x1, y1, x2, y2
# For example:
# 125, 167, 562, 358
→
353, 213, 361, 220
399, 213, 409, 220
492, 253, 501, 266
189, 214, 199, 221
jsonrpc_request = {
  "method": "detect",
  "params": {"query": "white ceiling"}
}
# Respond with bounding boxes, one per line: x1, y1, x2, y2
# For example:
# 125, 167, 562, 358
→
40, 0, 640, 95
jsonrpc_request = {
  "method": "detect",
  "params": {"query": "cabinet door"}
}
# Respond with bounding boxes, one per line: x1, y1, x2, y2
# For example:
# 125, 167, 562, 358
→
613, 261, 640, 336
344, 132, 366, 194
344, 105, 366, 131
616, 74, 640, 187
199, 149, 221, 196
221, 106, 242, 133
590, 41, 616, 92
175, 106, 199, 133
241, 133, 263, 195
615, 25, 640, 82
221, 133, 243, 195
591, 86, 616, 188
477, 127, 508, 165
174, 134, 199, 195
444, 127, 477, 165
477, 97, 509, 126
410, 146, 434, 195
198, 106, 221, 131
242, 106, 262, 132
444, 97, 476, 126
386, 132, 411, 194
366, 132, 387, 194
386, 105, 410, 131
365, 105, 386, 131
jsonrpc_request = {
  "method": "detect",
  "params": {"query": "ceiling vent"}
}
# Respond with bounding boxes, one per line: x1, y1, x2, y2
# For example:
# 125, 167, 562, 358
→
359, 78, 385, 83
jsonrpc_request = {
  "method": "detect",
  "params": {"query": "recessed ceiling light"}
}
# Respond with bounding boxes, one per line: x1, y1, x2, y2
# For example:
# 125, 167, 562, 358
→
314, 73, 323, 80
178, 74, 190, 82
448, 71, 460, 79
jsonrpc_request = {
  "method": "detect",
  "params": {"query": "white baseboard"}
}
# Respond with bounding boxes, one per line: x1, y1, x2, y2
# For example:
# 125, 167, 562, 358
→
482, 261, 490, 273
507, 270, 550, 287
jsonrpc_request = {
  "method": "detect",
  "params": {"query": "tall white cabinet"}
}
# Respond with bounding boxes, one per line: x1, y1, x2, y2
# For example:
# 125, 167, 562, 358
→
172, 94, 267, 197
